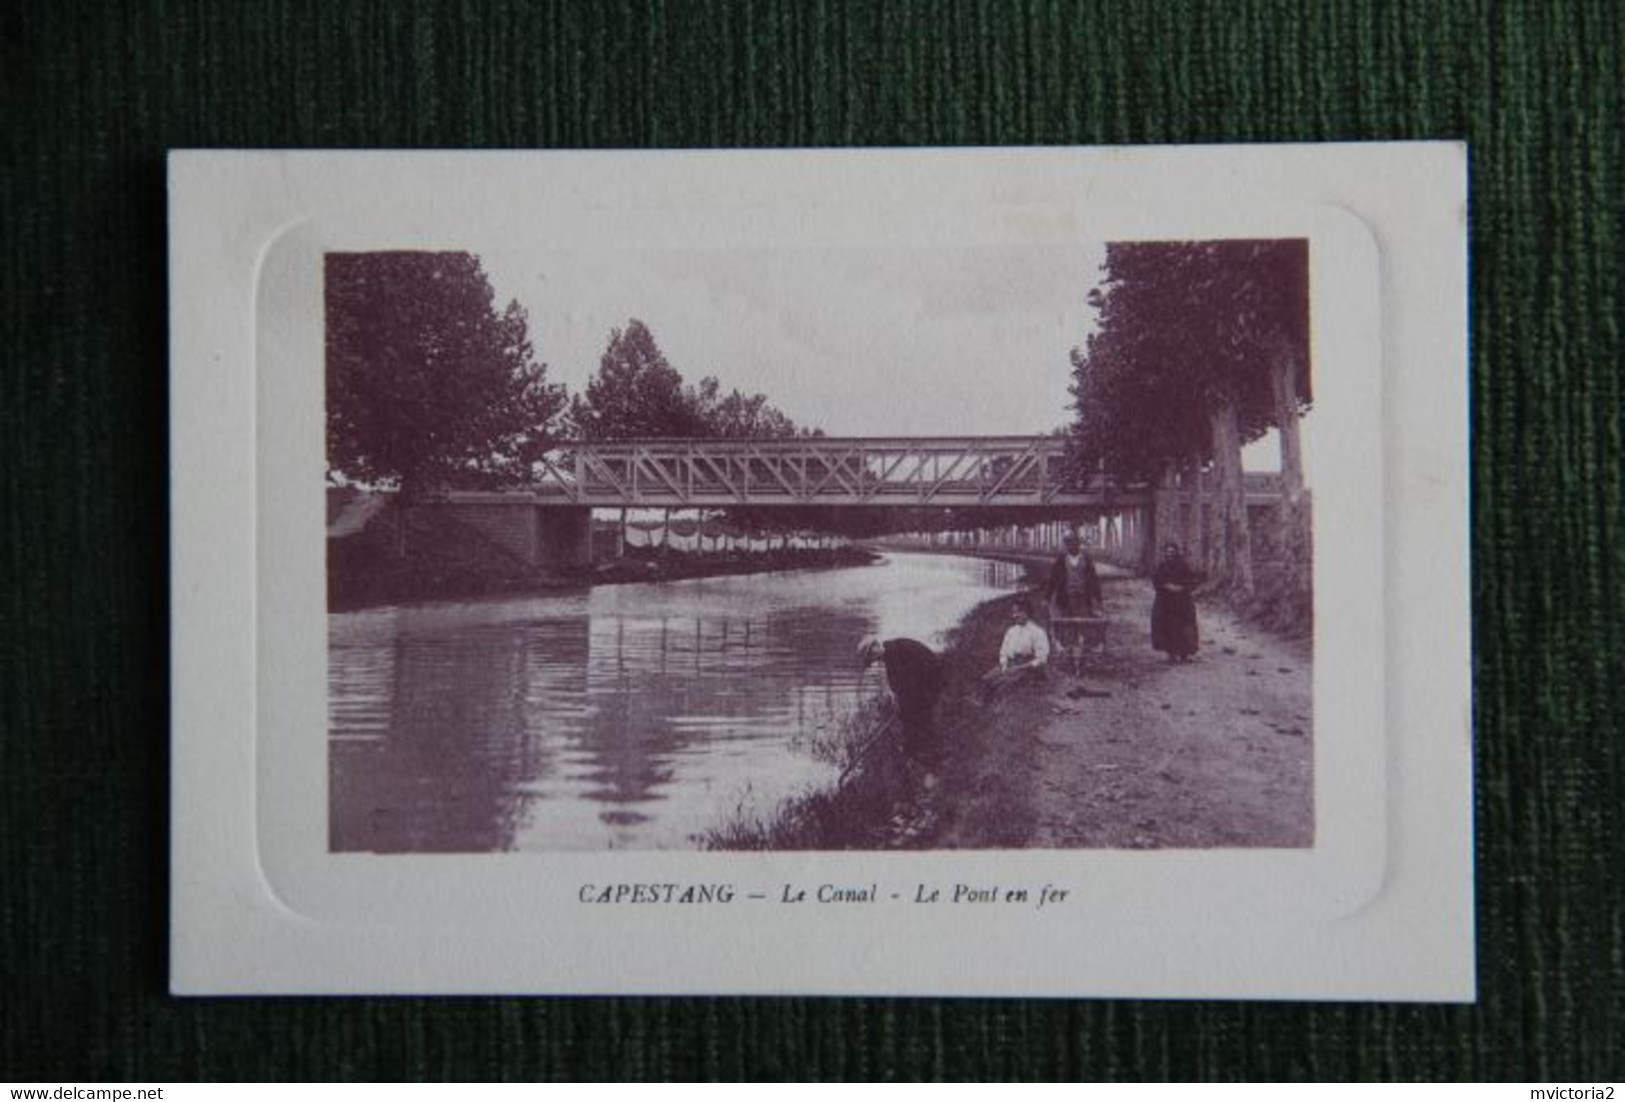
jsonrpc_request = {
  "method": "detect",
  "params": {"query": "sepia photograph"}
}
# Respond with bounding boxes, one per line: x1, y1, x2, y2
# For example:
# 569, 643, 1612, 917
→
171, 146, 1469, 998
324, 237, 1316, 854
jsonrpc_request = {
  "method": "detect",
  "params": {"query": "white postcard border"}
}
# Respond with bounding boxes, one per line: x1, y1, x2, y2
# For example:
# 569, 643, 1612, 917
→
170, 145, 1472, 999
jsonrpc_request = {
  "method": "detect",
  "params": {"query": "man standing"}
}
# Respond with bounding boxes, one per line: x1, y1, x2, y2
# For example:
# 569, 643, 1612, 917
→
1047, 531, 1104, 620
858, 635, 944, 760
1047, 531, 1104, 668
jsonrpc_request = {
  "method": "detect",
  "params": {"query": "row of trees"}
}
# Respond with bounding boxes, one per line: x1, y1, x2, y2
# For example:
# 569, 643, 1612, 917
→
1066, 239, 1311, 610
326, 252, 805, 499
327, 252, 918, 544
326, 245, 1315, 591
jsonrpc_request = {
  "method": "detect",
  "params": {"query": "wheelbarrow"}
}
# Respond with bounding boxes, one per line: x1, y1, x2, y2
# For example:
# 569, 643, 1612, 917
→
1049, 615, 1109, 676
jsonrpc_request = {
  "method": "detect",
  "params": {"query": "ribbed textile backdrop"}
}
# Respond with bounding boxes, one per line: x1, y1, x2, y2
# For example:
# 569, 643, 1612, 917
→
2, 0, 1620, 1082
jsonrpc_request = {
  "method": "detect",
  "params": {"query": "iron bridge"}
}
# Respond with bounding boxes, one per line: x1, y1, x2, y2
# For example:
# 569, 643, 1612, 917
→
532, 436, 1147, 508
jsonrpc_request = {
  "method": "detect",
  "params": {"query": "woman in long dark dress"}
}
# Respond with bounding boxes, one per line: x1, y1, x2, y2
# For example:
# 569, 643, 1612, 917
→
1151, 543, 1203, 662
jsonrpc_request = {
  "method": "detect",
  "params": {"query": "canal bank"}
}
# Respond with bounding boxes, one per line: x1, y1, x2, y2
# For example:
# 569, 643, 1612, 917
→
706, 559, 1312, 851
327, 504, 879, 612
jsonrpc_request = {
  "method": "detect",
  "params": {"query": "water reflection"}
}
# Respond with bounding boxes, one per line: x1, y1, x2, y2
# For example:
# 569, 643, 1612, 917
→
329, 552, 1024, 851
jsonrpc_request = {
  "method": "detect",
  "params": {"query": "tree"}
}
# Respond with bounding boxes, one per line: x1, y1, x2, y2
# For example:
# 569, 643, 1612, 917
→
568, 319, 711, 440
326, 251, 566, 496
1068, 239, 1311, 599
689, 378, 801, 439
570, 319, 811, 443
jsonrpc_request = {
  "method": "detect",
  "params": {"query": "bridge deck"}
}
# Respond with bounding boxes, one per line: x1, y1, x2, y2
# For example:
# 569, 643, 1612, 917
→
530, 436, 1149, 508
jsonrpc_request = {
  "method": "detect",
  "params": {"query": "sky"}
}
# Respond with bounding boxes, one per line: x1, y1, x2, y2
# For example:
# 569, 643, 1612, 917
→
480, 244, 1104, 438
480, 244, 1292, 471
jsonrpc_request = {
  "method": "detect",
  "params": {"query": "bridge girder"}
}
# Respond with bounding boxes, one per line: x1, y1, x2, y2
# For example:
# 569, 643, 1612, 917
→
528, 436, 1149, 509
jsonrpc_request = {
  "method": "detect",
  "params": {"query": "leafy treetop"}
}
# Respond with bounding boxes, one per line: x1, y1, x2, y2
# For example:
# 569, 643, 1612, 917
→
1069, 239, 1309, 482
326, 251, 565, 493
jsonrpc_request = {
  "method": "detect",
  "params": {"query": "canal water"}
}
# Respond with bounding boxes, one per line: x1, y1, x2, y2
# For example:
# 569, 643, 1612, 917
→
328, 551, 1026, 852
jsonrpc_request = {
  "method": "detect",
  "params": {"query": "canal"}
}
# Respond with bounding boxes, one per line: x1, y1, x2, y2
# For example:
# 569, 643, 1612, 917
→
328, 551, 1026, 852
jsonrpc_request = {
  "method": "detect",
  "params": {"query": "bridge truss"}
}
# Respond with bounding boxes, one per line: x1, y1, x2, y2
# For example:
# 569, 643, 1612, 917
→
532, 436, 1146, 509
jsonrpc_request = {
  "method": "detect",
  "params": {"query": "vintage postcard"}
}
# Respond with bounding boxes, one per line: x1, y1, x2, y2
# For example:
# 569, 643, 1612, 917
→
170, 145, 1472, 997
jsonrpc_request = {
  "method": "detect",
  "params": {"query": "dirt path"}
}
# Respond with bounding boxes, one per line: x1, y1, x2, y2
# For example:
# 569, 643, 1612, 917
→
926, 580, 1313, 850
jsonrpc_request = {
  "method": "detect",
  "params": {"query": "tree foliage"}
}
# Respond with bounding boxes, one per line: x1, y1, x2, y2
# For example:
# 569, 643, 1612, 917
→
689, 377, 803, 439
326, 251, 565, 493
1068, 239, 1311, 597
1067, 239, 1310, 482
568, 318, 808, 444
567, 319, 711, 440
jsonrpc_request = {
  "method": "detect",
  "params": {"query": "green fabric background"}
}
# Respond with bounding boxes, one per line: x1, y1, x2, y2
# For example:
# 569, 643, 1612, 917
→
3, 0, 1620, 1082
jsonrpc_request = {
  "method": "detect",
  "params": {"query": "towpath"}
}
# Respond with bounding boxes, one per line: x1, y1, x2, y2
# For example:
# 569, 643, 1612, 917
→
919, 577, 1313, 850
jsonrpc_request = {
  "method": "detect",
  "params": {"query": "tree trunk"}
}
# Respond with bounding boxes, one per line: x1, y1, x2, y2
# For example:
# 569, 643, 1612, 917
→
1271, 358, 1311, 623
1151, 464, 1180, 574
1273, 358, 1305, 504
1186, 454, 1205, 571
392, 482, 416, 559
1209, 399, 1254, 599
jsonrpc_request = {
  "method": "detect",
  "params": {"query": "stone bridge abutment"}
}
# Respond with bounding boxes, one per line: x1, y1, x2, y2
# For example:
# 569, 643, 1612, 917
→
411, 494, 593, 570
